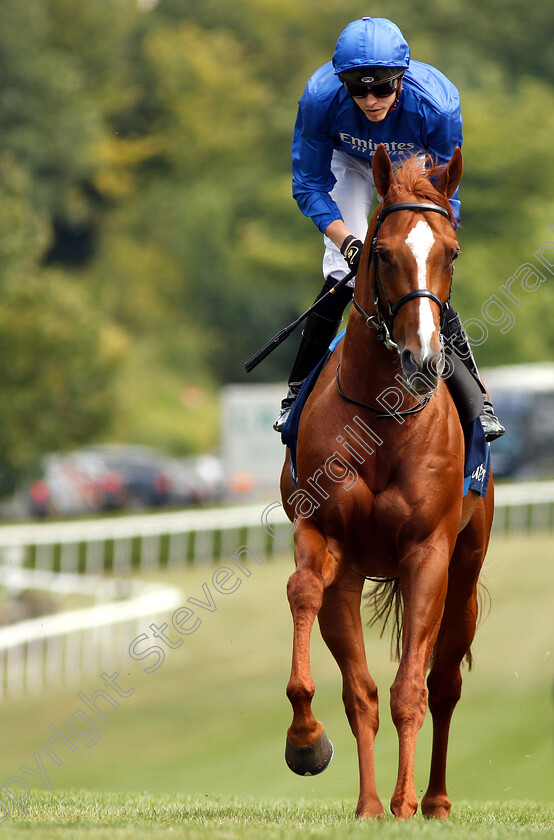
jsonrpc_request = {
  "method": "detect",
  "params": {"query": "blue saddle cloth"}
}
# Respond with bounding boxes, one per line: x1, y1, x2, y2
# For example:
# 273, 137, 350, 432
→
281, 329, 490, 497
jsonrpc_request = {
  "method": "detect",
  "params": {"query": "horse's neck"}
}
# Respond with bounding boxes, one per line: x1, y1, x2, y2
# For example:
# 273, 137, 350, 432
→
339, 310, 429, 422
337, 208, 394, 397
339, 307, 397, 400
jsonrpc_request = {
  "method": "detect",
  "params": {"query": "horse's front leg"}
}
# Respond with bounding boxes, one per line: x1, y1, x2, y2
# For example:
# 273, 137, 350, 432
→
285, 518, 338, 776
318, 568, 385, 818
390, 539, 451, 819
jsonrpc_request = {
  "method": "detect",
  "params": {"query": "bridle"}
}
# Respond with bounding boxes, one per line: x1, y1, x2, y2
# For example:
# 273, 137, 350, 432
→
336, 200, 455, 420
353, 201, 453, 351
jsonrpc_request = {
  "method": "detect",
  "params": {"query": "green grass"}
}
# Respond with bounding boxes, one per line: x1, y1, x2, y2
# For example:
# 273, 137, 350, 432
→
1, 792, 552, 838
0, 533, 551, 835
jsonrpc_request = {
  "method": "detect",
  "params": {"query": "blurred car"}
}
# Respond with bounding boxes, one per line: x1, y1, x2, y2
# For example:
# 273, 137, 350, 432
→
81, 445, 173, 509
27, 453, 104, 517
484, 363, 554, 479
25, 445, 169, 517
21, 446, 224, 518
166, 454, 225, 506
66, 450, 127, 511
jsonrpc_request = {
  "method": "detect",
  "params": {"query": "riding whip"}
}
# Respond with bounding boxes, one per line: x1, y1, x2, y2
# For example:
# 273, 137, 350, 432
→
244, 269, 355, 373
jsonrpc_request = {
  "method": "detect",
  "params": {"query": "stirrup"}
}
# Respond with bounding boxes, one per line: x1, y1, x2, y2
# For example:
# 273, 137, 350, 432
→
273, 381, 303, 432
480, 400, 506, 442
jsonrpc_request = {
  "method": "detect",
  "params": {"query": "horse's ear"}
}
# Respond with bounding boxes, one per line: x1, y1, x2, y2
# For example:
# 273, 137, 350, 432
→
372, 144, 394, 197
434, 147, 463, 198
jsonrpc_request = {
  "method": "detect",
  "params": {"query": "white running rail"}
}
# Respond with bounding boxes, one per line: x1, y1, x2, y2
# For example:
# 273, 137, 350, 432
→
0, 566, 182, 700
0, 502, 293, 700
492, 480, 554, 532
0, 502, 293, 575
0, 486, 551, 699
0, 488, 551, 576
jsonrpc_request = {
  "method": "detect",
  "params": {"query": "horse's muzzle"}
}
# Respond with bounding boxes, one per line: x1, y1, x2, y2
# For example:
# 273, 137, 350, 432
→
400, 347, 445, 395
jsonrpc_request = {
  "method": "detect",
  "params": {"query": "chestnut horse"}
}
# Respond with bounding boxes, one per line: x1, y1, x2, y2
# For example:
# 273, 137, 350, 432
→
280, 145, 494, 820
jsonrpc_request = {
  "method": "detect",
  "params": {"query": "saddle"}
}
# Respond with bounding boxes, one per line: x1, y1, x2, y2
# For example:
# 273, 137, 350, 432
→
281, 329, 490, 496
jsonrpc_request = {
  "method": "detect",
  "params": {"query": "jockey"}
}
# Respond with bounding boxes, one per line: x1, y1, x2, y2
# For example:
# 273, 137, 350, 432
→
274, 16, 505, 441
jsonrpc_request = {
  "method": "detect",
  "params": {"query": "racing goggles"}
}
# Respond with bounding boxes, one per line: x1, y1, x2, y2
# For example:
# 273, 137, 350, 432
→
342, 75, 402, 99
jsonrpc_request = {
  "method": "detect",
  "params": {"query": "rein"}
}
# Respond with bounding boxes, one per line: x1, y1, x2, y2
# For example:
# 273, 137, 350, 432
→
336, 200, 452, 418
335, 363, 431, 419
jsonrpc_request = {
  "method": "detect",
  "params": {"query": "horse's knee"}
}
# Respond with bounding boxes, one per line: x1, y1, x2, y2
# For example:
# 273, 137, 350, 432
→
287, 567, 324, 612
427, 670, 462, 716
390, 678, 427, 731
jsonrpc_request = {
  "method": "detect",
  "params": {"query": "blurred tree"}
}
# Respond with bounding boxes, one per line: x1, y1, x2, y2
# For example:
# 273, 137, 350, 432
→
0, 0, 552, 473
0, 271, 121, 494
91, 14, 322, 386
0, 1, 102, 238
0, 159, 120, 494
400, 0, 554, 86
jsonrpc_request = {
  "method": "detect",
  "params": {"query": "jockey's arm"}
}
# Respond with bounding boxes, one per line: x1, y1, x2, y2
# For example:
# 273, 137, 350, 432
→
325, 219, 351, 250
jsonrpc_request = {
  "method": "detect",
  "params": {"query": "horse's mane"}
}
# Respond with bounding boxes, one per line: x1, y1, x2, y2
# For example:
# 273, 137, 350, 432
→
383, 154, 455, 223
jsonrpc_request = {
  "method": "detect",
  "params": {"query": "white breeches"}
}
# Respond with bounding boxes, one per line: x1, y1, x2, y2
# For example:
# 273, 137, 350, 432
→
322, 150, 376, 287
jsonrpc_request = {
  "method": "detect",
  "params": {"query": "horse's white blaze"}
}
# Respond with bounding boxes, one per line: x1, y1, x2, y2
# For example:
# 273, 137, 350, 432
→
405, 220, 436, 356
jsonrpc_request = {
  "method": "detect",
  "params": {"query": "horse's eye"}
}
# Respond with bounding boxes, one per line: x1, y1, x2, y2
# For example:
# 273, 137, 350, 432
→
376, 248, 390, 264
451, 249, 460, 262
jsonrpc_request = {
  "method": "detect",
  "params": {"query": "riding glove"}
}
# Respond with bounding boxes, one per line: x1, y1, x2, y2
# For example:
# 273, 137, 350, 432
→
340, 235, 364, 274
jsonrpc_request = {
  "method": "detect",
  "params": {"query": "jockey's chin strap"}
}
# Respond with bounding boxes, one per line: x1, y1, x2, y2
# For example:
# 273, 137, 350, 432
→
353, 201, 453, 351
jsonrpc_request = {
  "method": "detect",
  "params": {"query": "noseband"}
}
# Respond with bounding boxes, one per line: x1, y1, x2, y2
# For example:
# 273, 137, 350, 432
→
354, 201, 453, 350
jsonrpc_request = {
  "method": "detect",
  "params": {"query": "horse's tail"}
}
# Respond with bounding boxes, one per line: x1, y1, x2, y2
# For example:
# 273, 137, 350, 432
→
364, 577, 491, 668
364, 579, 403, 662
465, 577, 492, 670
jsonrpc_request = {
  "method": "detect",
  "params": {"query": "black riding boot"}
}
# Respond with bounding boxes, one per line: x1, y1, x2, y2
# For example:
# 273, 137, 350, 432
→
273, 277, 353, 432
442, 306, 505, 441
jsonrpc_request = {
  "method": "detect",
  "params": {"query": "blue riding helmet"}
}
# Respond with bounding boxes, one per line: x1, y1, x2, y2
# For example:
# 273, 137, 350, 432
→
332, 17, 410, 75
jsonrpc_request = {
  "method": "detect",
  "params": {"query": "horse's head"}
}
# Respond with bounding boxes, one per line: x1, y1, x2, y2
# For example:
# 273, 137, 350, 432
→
365, 145, 463, 395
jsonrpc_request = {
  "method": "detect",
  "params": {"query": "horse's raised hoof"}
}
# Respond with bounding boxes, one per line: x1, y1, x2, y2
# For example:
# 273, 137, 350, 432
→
285, 730, 334, 776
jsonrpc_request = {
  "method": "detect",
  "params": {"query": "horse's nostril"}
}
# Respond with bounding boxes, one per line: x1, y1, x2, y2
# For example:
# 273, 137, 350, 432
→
401, 349, 418, 375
